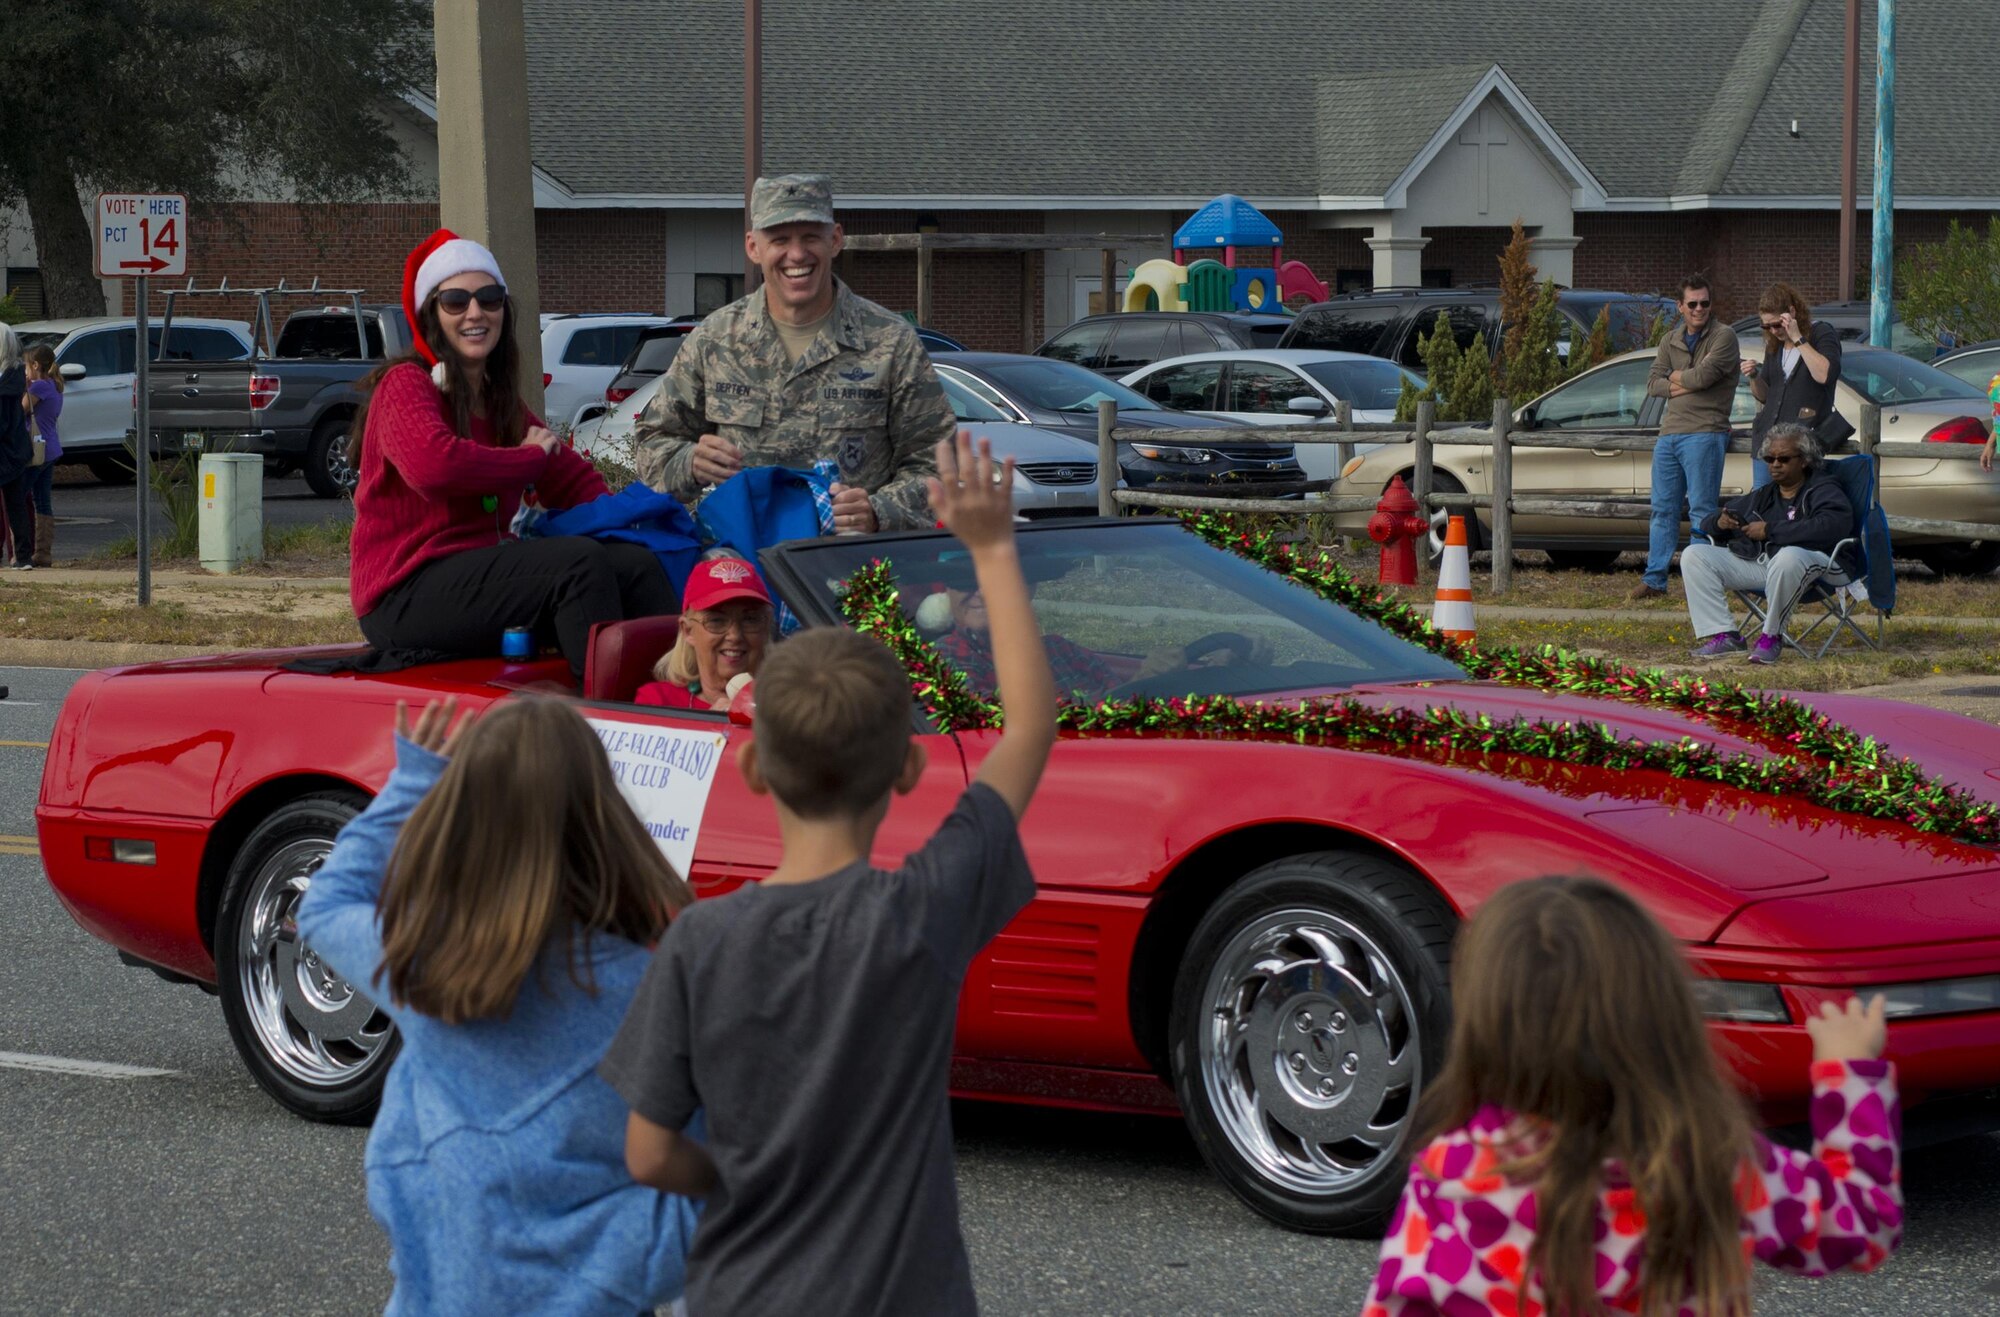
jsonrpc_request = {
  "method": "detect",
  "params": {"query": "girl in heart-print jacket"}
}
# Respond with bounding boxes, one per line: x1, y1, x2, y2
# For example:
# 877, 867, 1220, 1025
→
1364, 878, 1902, 1317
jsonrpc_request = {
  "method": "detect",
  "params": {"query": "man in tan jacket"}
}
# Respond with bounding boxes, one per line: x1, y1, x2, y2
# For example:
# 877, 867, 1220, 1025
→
1631, 275, 1741, 599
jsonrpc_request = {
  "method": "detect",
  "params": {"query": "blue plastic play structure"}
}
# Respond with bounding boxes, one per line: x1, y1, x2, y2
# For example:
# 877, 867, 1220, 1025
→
1124, 194, 1331, 313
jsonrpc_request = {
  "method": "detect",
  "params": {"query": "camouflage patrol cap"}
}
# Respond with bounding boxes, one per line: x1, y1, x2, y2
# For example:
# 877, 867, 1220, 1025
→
750, 174, 836, 230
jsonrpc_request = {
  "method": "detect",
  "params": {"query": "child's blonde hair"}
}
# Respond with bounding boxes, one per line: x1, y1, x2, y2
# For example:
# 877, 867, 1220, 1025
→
376, 698, 691, 1023
1415, 876, 1755, 1317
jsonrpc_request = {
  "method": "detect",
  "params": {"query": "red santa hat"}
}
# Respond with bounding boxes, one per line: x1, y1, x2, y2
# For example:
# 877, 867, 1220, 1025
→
400, 227, 507, 367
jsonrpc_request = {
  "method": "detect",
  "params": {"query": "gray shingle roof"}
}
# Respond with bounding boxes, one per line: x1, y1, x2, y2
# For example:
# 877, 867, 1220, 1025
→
508, 0, 2000, 203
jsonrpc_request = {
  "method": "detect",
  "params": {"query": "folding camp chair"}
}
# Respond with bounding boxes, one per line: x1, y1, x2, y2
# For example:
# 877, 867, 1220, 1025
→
1732, 454, 1894, 658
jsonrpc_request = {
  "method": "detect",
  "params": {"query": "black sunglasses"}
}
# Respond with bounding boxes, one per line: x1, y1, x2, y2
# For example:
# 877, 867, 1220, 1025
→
1683, 298, 1711, 309
1766, 451, 1805, 463
436, 284, 506, 314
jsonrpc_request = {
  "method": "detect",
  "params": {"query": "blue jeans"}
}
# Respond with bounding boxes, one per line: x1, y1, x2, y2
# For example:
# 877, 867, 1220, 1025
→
26, 463, 54, 516
1645, 431, 1728, 589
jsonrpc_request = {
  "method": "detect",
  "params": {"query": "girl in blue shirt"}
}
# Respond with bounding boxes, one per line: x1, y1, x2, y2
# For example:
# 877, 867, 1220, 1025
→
297, 697, 699, 1316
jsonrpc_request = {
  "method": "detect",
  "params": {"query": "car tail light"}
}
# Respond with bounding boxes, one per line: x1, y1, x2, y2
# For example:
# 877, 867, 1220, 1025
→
1922, 416, 1990, 444
84, 836, 157, 865
249, 374, 280, 410
542, 372, 553, 388
605, 385, 634, 404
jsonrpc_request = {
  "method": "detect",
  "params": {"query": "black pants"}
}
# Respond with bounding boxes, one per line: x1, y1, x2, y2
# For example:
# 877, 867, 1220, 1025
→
360, 537, 676, 678
1, 474, 31, 566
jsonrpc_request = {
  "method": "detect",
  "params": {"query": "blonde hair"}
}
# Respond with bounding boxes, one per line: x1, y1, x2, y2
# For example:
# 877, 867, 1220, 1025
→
651, 602, 776, 690
1415, 877, 1755, 1317
376, 699, 691, 1024
752, 626, 912, 818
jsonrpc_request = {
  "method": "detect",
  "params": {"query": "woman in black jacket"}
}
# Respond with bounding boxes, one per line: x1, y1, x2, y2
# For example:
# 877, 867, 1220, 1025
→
1740, 281, 1843, 487
0, 326, 36, 569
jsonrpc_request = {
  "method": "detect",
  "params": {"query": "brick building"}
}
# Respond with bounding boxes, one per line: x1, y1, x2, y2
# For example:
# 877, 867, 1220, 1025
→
4, 0, 1995, 348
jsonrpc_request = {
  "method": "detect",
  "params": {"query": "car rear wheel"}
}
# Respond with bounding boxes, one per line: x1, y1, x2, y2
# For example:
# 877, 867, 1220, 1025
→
1169, 852, 1454, 1234
1543, 548, 1624, 572
215, 793, 396, 1123
1400, 471, 1480, 564
304, 416, 358, 499
87, 453, 137, 485
1915, 542, 2000, 578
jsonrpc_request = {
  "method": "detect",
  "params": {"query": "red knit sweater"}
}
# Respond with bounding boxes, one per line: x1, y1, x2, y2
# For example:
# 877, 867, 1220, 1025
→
350, 362, 608, 618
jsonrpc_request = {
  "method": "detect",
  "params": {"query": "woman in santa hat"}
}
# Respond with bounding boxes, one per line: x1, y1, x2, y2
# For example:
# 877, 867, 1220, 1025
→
346, 229, 676, 677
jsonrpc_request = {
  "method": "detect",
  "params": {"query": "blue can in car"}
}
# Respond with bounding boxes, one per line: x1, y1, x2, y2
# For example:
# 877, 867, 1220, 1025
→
501, 626, 534, 660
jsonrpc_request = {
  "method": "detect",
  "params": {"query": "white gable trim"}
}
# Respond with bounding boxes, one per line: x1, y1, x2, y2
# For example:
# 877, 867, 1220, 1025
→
401, 90, 583, 208
1599, 192, 2000, 211
1381, 65, 1608, 211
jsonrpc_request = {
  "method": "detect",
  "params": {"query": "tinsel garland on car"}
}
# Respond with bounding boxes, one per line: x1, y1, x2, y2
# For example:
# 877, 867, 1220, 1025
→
835, 539, 1998, 849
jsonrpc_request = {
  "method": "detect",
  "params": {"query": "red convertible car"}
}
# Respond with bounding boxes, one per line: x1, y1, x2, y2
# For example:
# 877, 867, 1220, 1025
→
35, 518, 2000, 1233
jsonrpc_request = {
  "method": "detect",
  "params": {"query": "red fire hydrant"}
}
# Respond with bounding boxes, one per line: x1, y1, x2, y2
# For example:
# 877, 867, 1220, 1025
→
1367, 475, 1429, 586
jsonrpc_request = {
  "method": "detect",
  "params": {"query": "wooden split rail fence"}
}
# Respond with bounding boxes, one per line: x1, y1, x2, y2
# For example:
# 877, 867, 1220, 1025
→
1090, 398, 1998, 593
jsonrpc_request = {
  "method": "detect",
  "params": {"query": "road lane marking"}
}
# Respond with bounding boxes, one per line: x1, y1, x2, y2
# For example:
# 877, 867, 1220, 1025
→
0, 1051, 177, 1080
0, 740, 49, 747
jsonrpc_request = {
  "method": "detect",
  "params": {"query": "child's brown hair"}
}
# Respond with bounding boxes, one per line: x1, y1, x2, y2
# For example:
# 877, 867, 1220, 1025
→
24, 344, 62, 393
751, 626, 913, 819
376, 698, 691, 1024
1415, 876, 1755, 1317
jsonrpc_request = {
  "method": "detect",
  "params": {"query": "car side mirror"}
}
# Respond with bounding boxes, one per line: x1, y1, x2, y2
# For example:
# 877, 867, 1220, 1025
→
1287, 395, 1330, 418
59, 363, 86, 381
1516, 405, 1537, 428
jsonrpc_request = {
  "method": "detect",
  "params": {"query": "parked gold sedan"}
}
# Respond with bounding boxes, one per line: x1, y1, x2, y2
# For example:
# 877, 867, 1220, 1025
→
1328, 347, 2000, 576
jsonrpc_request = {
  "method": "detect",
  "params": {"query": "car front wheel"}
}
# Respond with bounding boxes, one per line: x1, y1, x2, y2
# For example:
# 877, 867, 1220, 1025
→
304, 417, 358, 499
215, 793, 396, 1123
1169, 852, 1455, 1233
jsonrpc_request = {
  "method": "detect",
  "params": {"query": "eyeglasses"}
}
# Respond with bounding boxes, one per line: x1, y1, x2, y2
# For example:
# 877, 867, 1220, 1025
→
1765, 451, 1805, 464
694, 610, 770, 636
1683, 299, 1711, 309
1760, 320, 1786, 333
436, 284, 506, 314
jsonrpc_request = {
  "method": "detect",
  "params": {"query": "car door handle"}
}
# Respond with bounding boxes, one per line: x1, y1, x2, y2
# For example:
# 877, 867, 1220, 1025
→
1591, 448, 1620, 457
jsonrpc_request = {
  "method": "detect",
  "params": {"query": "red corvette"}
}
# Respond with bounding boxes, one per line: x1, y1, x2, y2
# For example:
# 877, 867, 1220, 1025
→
35, 518, 2000, 1232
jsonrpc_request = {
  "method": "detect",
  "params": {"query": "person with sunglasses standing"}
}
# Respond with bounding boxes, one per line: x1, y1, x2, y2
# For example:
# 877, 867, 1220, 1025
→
1742, 281, 1843, 488
1632, 275, 1740, 599
346, 229, 677, 677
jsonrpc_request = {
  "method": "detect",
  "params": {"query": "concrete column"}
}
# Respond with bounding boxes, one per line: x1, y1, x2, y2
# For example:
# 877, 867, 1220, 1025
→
1526, 235, 1582, 287
1364, 230, 1429, 289
435, 0, 545, 413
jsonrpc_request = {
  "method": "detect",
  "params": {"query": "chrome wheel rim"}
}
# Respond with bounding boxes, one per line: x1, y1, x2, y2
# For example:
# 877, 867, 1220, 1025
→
1198, 908, 1421, 1197
236, 837, 394, 1088
324, 440, 358, 494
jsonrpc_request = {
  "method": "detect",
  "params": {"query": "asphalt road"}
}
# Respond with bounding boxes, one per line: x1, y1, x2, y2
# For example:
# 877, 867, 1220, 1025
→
44, 466, 351, 560
4, 664, 2000, 1315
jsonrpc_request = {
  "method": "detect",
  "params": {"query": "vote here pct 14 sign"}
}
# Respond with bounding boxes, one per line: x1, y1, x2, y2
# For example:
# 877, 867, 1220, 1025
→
96, 193, 188, 278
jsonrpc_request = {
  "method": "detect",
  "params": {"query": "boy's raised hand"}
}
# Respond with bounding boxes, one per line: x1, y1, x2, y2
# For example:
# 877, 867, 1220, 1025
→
396, 698, 470, 758
927, 430, 1016, 551
1806, 993, 1888, 1064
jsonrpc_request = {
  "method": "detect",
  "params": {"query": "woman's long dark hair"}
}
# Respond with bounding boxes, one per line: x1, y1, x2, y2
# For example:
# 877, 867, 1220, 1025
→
347, 292, 528, 470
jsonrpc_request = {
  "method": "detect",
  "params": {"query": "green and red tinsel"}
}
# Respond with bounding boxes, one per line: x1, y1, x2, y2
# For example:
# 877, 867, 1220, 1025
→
835, 522, 1999, 849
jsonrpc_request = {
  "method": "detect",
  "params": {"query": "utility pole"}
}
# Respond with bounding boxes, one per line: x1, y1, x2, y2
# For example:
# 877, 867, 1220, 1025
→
1836, 0, 1860, 302
743, 0, 763, 294
435, 0, 545, 412
1870, 0, 1896, 347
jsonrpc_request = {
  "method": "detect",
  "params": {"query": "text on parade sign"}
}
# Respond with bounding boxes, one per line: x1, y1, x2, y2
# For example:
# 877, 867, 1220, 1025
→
585, 717, 729, 877
96, 193, 188, 278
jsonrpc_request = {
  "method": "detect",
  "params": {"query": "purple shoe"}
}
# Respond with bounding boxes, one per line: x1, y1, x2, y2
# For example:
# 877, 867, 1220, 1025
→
1746, 633, 1783, 665
1690, 631, 1747, 660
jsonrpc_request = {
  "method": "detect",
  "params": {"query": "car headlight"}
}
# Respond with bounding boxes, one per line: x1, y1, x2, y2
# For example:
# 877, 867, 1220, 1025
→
1873, 974, 2000, 1019
1131, 444, 1216, 465
1690, 979, 1790, 1023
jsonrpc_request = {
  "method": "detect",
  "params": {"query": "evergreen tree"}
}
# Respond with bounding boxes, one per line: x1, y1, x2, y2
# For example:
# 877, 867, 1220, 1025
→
1448, 331, 1495, 422
1567, 306, 1614, 378
1506, 280, 1568, 403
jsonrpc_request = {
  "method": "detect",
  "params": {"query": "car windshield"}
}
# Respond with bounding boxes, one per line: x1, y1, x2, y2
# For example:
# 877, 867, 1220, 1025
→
17, 331, 65, 352
974, 358, 1168, 413
1935, 348, 2000, 390
1841, 349, 1985, 404
783, 521, 1467, 702
939, 372, 1010, 422
1299, 360, 1423, 410
629, 333, 686, 374
1564, 296, 1677, 351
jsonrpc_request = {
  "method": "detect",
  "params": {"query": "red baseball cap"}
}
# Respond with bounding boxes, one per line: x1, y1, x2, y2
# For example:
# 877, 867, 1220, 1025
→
683, 557, 773, 613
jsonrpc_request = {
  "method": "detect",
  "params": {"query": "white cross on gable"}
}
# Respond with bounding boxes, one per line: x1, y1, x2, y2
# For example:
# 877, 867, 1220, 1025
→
1457, 105, 1510, 215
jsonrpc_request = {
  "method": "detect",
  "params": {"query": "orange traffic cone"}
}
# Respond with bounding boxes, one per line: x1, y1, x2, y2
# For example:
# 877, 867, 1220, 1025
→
1432, 516, 1476, 644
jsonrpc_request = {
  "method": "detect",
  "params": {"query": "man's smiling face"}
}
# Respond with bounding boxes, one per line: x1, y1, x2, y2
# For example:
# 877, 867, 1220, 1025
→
747, 221, 843, 319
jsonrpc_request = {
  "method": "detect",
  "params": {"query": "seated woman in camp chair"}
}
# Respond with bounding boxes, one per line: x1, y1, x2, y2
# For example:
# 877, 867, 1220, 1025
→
1680, 422, 1852, 667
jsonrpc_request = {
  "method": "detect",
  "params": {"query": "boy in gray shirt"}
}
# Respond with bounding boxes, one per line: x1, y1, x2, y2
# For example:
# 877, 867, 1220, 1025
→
602, 431, 1058, 1316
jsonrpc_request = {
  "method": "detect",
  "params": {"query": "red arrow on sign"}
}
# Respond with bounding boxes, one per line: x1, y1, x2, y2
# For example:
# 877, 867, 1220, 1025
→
118, 256, 170, 272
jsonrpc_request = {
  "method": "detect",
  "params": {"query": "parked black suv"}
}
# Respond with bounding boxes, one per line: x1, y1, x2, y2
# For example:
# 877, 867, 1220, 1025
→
1279, 288, 1675, 370
1035, 311, 1293, 377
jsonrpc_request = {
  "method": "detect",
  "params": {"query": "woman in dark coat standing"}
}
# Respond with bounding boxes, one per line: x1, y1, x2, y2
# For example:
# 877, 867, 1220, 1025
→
0, 326, 37, 568
1741, 281, 1843, 487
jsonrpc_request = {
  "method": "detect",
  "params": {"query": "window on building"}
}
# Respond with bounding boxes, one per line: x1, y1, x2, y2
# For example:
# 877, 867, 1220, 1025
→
4, 268, 46, 318
1421, 270, 1454, 289
694, 274, 744, 317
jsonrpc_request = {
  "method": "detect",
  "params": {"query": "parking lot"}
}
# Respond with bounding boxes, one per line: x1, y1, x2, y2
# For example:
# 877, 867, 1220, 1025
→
43, 466, 351, 563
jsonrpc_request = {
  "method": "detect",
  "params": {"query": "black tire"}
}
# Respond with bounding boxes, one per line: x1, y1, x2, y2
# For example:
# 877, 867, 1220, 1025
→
1915, 542, 2000, 578
303, 416, 358, 499
1169, 852, 1455, 1234
214, 792, 397, 1124
88, 453, 137, 485
1543, 548, 1624, 572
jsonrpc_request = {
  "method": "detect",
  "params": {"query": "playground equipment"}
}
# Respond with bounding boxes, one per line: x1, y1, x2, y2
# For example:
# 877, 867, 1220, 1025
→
1121, 194, 1331, 314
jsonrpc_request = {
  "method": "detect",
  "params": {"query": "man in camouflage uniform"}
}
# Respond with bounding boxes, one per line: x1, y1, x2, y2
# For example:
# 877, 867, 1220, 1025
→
635, 174, 956, 532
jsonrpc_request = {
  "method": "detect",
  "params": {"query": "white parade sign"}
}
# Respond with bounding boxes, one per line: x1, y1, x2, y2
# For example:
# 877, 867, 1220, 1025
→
585, 717, 731, 878
95, 193, 188, 278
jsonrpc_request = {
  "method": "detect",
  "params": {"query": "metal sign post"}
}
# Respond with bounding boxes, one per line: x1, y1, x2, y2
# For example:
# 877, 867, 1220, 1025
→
96, 192, 188, 607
